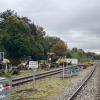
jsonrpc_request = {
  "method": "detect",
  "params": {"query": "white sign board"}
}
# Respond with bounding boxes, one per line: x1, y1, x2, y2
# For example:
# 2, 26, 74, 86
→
29, 61, 38, 69
67, 58, 78, 65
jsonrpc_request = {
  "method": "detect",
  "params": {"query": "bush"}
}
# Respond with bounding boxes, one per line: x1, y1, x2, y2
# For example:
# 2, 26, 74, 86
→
3, 70, 12, 78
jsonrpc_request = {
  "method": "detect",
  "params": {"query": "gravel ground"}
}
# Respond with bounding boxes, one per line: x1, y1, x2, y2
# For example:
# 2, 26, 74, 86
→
74, 62, 99, 100
95, 64, 100, 100
51, 66, 94, 100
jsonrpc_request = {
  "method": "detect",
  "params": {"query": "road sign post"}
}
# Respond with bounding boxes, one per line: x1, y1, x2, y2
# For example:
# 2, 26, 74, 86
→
29, 61, 38, 90
63, 62, 65, 79
32, 69, 36, 90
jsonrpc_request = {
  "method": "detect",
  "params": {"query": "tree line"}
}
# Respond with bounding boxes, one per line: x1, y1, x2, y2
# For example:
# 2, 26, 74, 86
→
0, 10, 67, 64
0, 10, 99, 65
66, 48, 100, 63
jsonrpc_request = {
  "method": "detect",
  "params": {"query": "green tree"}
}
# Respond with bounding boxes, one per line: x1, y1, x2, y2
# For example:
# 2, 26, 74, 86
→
0, 10, 69, 65
51, 40, 67, 56
66, 50, 73, 58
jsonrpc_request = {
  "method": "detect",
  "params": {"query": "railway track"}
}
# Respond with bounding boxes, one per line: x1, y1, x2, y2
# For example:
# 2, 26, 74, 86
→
67, 65, 96, 100
12, 66, 74, 87
12, 69, 62, 87
95, 61, 100, 100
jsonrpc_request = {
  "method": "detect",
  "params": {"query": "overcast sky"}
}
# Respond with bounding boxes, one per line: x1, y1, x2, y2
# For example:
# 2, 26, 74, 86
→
0, 0, 100, 54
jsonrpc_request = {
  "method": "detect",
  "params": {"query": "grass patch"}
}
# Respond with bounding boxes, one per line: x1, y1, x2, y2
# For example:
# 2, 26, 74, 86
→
11, 75, 77, 100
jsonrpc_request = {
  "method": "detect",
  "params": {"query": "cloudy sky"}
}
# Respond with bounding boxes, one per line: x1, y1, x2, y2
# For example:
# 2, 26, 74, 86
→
0, 0, 100, 54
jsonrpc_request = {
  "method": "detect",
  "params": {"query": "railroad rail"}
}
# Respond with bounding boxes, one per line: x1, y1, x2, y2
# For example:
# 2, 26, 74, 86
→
12, 64, 89, 87
67, 65, 96, 100
95, 61, 100, 100
12, 68, 62, 87
12, 65, 84, 87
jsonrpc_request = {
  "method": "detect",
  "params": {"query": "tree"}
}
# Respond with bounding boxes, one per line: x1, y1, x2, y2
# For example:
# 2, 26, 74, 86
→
51, 40, 67, 56
77, 49, 84, 58
66, 50, 73, 58
0, 9, 16, 19
72, 48, 78, 52
0, 10, 34, 61
0, 10, 68, 65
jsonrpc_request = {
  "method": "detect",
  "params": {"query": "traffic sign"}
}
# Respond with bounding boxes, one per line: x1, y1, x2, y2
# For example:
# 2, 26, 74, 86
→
28, 61, 38, 90
29, 61, 38, 69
